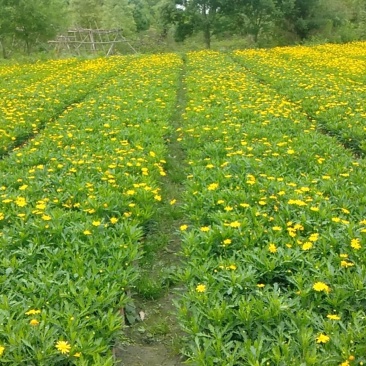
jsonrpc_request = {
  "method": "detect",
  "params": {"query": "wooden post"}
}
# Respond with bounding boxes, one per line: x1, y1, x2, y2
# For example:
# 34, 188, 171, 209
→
48, 28, 137, 56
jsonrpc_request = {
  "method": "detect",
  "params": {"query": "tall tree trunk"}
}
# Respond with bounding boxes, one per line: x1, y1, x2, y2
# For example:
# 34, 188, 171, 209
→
26, 40, 31, 55
204, 23, 211, 48
24, 35, 31, 55
202, 3, 211, 49
0, 39, 8, 59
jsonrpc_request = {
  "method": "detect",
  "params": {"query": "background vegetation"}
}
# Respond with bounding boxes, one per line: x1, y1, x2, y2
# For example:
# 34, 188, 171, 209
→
0, 0, 366, 57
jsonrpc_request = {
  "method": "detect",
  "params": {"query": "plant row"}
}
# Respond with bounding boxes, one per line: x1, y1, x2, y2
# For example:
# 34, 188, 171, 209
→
233, 41, 366, 156
176, 50, 366, 365
0, 57, 129, 157
0, 53, 182, 365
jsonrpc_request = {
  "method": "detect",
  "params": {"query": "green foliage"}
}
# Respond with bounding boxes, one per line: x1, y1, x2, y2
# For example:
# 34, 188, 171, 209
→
221, 0, 289, 42
129, 0, 153, 31
1, 40, 366, 365
69, 0, 103, 28
1, 0, 366, 56
0, 0, 67, 55
160, 0, 223, 48
102, 0, 137, 35
176, 46, 366, 365
0, 52, 183, 364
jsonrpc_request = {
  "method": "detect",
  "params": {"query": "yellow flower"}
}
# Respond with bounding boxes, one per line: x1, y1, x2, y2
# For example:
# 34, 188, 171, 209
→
257, 283, 265, 288
36, 203, 46, 210
302, 242, 313, 250
327, 314, 341, 320
287, 228, 296, 237
110, 217, 118, 224
170, 199, 177, 205
92, 220, 101, 226
272, 226, 282, 231
30, 319, 40, 326
341, 261, 354, 268
0, 345, 5, 356
42, 214, 51, 221
313, 282, 330, 293
25, 309, 41, 315
74, 352, 81, 358
229, 221, 241, 228
340, 361, 350, 366
223, 239, 232, 245
200, 226, 210, 232
208, 183, 219, 191
316, 333, 330, 344
55, 340, 71, 354
15, 196, 27, 207
309, 233, 319, 242
83, 230, 91, 235
196, 284, 206, 293
180, 224, 188, 231
293, 223, 304, 231
268, 243, 277, 253
351, 238, 361, 250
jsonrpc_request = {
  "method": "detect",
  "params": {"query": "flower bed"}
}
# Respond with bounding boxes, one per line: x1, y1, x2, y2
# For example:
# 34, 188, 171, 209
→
233, 42, 366, 157
0, 53, 182, 365
177, 50, 366, 365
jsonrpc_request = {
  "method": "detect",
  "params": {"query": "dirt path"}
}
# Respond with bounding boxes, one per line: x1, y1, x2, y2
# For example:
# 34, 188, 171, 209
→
114, 56, 188, 366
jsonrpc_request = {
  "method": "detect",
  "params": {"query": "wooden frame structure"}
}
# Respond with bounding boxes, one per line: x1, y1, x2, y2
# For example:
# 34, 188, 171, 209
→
49, 28, 137, 56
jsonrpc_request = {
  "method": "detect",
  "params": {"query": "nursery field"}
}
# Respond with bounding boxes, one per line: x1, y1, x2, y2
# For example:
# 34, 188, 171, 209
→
0, 41, 366, 365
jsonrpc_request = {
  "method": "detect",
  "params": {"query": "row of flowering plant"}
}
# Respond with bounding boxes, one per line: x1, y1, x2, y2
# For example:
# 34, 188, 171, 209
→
0, 57, 125, 157
233, 42, 366, 157
0, 53, 182, 365
176, 49, 366, 365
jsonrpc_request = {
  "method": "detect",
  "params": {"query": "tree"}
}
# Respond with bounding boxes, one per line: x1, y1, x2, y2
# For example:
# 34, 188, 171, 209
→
0, 1, 15, 58
154, 0, 177, 38
221, 0, 295, 42
0, 0, 67, 56
287, 0, 323, 39
160, 0, 222, 48
69, 0, 103, 28
129, 0, 153, 32
102, 0, 137, 35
